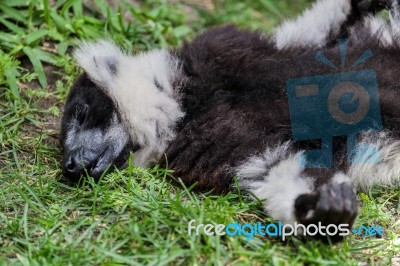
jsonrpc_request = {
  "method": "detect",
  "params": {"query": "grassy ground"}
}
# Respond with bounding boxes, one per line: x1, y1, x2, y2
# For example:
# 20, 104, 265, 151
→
0, 0, 399, 265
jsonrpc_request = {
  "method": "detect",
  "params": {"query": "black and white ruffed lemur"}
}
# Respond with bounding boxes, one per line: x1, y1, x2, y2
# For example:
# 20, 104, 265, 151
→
61, 0, 400, 240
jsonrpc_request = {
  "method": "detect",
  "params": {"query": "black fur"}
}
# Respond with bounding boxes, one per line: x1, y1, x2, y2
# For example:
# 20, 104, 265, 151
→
61, 73, 114, 138
60, 0, 400, 241
165, 24, 400, 192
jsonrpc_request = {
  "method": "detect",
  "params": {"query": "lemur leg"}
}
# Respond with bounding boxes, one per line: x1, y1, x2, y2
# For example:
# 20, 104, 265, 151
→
349, 131, 400, 190
236, 142, 357, 241
274, 0, 386, 49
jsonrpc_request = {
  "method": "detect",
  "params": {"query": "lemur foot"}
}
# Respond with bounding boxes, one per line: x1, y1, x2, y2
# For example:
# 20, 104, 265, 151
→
294, 182, 358, 242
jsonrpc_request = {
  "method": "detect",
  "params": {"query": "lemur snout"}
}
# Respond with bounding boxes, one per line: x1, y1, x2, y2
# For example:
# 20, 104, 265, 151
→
62, 146, 110, 179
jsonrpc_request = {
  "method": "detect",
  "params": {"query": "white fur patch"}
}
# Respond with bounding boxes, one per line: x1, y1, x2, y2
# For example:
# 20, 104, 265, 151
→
349, 132, 400, 191
390, 1, 400, 38
74, 40, 125, 88
363, 1, 400, 48
364, 16, 394, 47
74, 41, 185, 166
274, 0, 351, 49
237, 143, 313, 224
332, 172, 351, 185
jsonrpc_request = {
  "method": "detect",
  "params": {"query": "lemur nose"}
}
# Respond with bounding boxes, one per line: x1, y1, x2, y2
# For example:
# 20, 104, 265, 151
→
63, 151, 87, 177
65, 156, 76, 171
64, 155, 80, 177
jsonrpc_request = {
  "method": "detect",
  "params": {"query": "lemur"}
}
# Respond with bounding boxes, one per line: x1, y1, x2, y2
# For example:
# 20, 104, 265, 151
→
61, 0, 400, 240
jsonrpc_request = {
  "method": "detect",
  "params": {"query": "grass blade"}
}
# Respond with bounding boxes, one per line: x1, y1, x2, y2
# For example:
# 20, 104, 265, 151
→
0, 3, 26, 23
22, 46, 48, 88
0, 17, 25, 35
42, 0, 51, 28
24, 29, 49, 45
4, 68, 20, 98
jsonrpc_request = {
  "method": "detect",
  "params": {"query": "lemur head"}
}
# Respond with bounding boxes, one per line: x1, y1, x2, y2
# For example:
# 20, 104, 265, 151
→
61, 73, 133, 180
60, 41, 184, 181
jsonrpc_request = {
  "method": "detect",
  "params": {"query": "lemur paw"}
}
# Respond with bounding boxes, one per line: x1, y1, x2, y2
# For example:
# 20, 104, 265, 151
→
294, 182, 358, 242
354, 0, 392, 13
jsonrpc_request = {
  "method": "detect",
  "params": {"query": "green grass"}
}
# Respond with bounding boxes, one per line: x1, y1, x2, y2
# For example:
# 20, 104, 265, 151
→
0, 0, 399, 265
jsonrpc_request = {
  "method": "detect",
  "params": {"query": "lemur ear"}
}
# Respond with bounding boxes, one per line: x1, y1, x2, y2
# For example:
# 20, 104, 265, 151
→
74, 40, 125, 89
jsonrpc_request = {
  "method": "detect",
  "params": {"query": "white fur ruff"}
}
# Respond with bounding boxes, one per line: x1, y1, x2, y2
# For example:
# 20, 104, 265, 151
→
74, 41, 185, 166
274, 0, 351, 49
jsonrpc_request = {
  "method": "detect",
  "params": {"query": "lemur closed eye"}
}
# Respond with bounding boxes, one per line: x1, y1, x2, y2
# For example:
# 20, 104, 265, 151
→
61, 0, 400, 241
